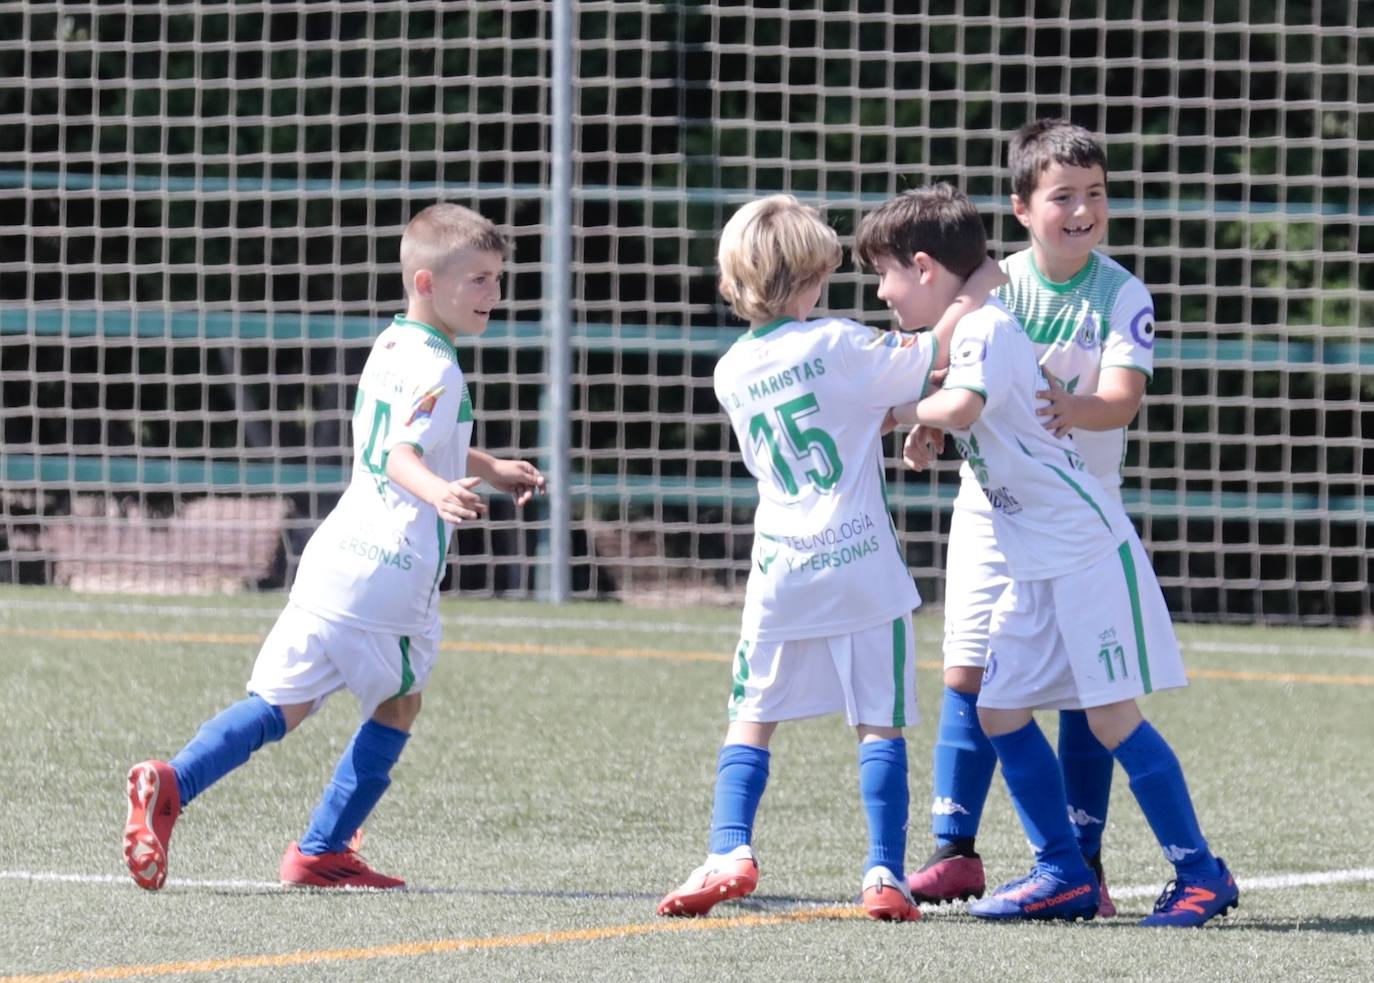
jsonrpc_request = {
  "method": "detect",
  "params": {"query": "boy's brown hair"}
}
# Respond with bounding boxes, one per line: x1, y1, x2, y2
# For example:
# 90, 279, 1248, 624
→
853, 183, 986, 280
1007, 119, 1109, 202
717, 194, 842, 322
400, 203, 510, 296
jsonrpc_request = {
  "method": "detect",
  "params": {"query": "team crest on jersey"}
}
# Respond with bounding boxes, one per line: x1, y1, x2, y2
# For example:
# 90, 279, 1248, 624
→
1074, 315, 1101, 351
1130, 308, 1155, 349
406, 384, 445, 424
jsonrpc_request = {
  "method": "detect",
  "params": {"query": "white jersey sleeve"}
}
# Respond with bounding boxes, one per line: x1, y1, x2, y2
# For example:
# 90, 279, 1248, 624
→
1101, 277, 1155, 378
943, 319, 1011, 416
836, 322, 939, 410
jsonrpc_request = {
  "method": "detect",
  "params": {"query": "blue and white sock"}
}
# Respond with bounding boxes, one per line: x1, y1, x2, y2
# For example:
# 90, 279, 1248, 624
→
1058, 709, 1113, 861
988, 720, 1089, 880
707, 743, 770, 855
859, 737, 909, 880
930, 687, 997, 848
299, 719, 410, 856
1112, 721, 1221, 878
170, 694, 286, 806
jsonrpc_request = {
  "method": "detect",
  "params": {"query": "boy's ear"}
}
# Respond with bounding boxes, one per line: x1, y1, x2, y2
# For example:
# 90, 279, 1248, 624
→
1010, 194, 1032, 229
412, 268, 434, 297
912, 251, 937, 283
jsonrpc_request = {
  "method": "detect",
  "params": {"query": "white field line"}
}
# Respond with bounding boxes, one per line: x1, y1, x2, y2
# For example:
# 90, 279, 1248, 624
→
3, 597, 1372, 657
3, 866, 1373, 901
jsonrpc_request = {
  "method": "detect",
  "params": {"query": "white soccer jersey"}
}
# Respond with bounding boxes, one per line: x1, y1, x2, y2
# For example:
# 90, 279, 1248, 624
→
290, 315, 474, 634
941, 300, 1133, 581
992, 248, 1155, 495
714, 316, 937, 641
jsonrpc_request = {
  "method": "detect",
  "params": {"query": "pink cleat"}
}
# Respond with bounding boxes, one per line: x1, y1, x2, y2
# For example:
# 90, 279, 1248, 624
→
657, 845, 758, 917
862, 865, 923, 922
123, 760, 181, 891
279, 841, 406, 890
906, 849, 985, 904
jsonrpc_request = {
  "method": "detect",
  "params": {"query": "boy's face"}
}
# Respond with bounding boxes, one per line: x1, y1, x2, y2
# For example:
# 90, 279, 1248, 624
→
1012, 162, 1108, 274
872, 253, 939, 330
424, 247, 504, 337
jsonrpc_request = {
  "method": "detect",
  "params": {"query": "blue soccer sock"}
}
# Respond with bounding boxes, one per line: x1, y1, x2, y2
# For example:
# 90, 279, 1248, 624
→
1112, 720, 1221, 879
299, 719, 410, 856
169, 694, 287, 806
988, 720, 1090, 880
859, 737, 909, 880
930, 686, 997, 848
707, 743, 770, 855
1058, 709, 1113, 861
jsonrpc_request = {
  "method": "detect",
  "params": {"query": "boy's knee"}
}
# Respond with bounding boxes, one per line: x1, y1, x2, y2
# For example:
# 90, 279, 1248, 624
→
372, 693, 423, 732
944, 666, 984, 694
1083, 700, 1143, 751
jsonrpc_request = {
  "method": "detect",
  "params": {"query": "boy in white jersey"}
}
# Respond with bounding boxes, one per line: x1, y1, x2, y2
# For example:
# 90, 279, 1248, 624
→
122, 204, 545, 891
872, 183, 1237, 926
904, 120, 1156, 916
657, 194, 1001, 923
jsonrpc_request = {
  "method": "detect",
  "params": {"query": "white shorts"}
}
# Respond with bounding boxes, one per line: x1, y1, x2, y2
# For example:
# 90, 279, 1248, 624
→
977, 535, 1187, 711
726, 615, 918, 728
246, 602, 441, 720
942, 506, 1010, 670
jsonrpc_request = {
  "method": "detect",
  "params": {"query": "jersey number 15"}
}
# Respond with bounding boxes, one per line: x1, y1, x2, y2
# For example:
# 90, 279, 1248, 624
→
747, 393, 843, 496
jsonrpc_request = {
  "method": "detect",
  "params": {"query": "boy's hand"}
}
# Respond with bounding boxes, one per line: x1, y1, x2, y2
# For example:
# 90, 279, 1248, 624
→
1035, 373, 1080, 437
434, 476, 487, 524
484, 458, 547, 507
902, 425, 945, 471
965, 254, 1009, 295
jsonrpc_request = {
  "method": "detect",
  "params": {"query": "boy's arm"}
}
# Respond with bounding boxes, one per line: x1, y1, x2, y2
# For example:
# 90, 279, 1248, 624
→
467, 448, 548, 507
386, 444, 487, 524
1036, 366, 1147, 438
892, 387, 984, 431
927, 255, 1007, 369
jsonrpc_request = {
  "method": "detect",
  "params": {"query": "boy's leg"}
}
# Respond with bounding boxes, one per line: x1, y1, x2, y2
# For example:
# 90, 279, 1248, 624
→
913, 507, 1004, 901
124, 694, 293, 891
659, 721, 773, 917
1089, 703, 1239, 926
282, 693, 417, 890
966, 711, 1098, 922
1058, 707, 1117, 916
857, 728, 921, 922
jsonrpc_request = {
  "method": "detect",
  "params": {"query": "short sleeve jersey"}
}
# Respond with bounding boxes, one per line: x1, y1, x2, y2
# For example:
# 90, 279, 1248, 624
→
969, 248, 1155, 503
714, 317, 937, 640
290, 316, 474, 634
941, 300, 1132, 581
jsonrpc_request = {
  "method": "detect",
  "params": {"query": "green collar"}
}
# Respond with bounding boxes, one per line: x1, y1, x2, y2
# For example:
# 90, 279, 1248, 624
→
1029, 252, 1097, 294
740, 316, 793, 341
392, 315, 458, 359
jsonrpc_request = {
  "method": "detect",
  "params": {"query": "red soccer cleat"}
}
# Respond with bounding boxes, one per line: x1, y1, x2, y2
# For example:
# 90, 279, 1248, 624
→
279, 841, 406, 890
657, 845, 758, 917
862, 865, 923, 922
123, 760, 182, 891
906, 850, 986, 904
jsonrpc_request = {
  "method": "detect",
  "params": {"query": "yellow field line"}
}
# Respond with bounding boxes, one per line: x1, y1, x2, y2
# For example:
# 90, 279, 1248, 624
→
0, 906, 863, 983
1, 626, 1369, 686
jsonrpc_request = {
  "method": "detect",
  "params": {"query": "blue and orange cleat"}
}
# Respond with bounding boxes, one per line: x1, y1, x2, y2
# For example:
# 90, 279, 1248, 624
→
967, 864, 1099, 922
862, 865, 923, 922
1139, 858, 1238, 927
123, 759, 182, 891
657, 844, 758, 917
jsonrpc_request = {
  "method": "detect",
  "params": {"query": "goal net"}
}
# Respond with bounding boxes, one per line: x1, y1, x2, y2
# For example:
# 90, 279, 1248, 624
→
1, 1, 1368, 623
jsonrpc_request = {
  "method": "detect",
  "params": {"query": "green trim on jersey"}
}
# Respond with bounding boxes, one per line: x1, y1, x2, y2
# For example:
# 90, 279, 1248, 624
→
457, 386, 474, 423
394, 635, 415, 698
1043, 460, 1112, 530
945, 383, 988, 401
918, 336, 939, 398
392, 315, 459, 363
1116, 541, 1153, 694
890, 617, 907, 727
740, 317, 792, 342
1028, 251, 1096, 295
429, 515, 447, 599
728, 639, 751, 720
394, 440, 424, 458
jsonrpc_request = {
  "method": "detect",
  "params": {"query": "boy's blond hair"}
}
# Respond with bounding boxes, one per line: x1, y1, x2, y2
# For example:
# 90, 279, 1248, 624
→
716, 194, 841, 323
400, 203, 510, 297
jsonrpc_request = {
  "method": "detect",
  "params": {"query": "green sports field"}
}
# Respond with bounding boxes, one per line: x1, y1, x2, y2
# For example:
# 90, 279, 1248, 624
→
1, 584, 1371, 982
